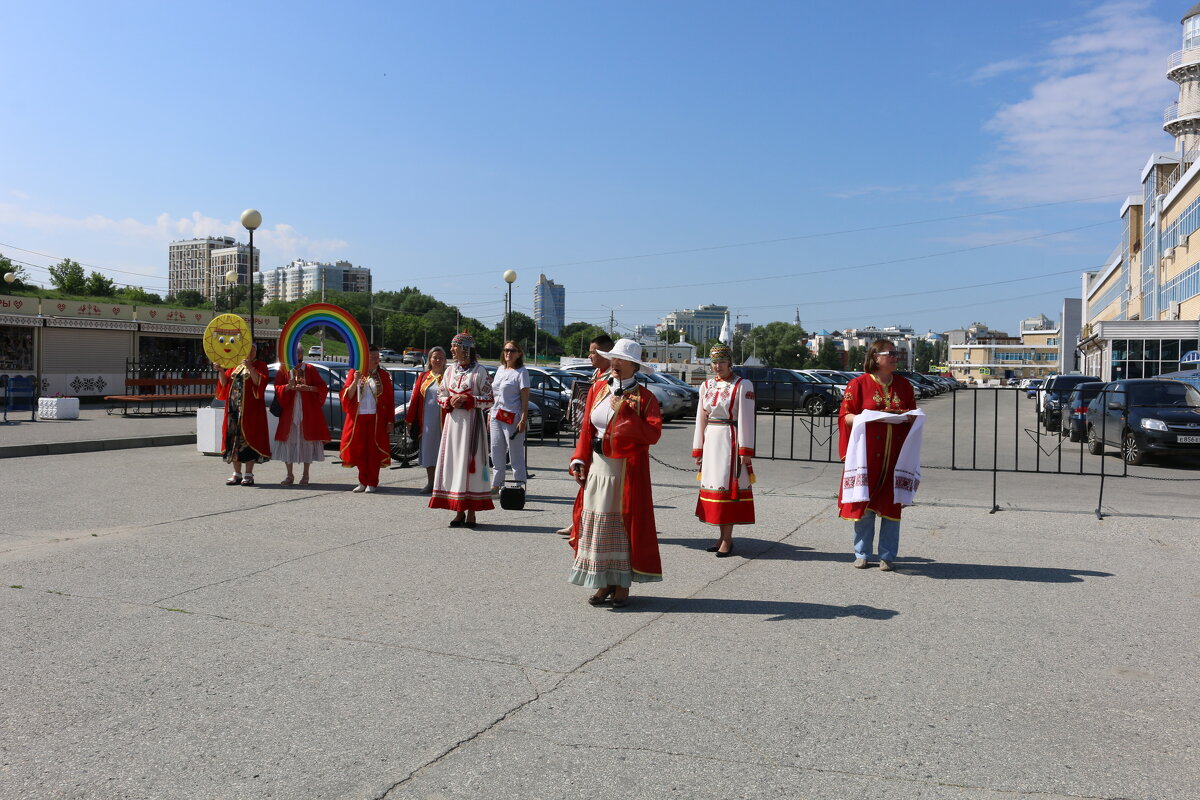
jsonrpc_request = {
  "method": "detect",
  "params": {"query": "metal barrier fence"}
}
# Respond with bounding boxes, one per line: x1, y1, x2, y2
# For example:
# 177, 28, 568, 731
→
738, 383, 1200, 520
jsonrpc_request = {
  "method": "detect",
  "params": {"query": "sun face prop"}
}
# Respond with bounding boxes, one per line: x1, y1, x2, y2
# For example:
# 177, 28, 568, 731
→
204, 314, 253, 369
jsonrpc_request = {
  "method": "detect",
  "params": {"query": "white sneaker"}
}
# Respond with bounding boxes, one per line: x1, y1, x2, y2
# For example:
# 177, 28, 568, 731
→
365, 485, 377, 494
352, 484, 366, 493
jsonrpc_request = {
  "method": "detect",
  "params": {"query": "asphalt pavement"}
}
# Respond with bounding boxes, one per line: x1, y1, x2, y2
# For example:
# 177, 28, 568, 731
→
1, 396, 1197, 799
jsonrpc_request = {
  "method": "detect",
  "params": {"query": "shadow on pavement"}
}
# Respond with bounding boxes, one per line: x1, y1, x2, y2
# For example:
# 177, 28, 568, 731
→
621, 596, 898, 622
660, 536, 845, 563
893, 558, 1114, 582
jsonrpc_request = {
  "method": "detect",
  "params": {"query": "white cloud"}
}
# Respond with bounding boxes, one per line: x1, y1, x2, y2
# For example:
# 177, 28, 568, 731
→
0, 205, 349, 266
959, 1, 1178, 203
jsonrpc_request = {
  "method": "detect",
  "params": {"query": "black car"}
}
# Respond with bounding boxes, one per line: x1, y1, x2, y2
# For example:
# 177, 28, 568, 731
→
1060, 381, 1105, 442
731, 366, 838, 415
1039, 374, 1101, 432
1085, 379, 1200, 465
896, 370, 943, 396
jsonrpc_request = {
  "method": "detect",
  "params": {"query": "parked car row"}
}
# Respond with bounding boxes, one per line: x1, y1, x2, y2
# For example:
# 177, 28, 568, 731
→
1026, 370, 1200, 465
1085, 377, 1200, 465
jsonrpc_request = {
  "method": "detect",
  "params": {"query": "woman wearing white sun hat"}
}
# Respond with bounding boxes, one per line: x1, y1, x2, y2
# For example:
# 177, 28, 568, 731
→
567, 338, 664, 608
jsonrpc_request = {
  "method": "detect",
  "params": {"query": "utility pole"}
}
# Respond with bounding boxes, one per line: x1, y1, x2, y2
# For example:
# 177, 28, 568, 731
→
609, 308, 615, 336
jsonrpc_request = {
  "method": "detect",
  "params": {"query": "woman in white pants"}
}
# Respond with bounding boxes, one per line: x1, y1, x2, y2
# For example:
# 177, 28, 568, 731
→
490, 339, 530, 492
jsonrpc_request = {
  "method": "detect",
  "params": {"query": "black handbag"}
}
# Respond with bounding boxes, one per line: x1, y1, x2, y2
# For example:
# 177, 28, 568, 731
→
269, 395, 283, 417
499, 481, 526, 510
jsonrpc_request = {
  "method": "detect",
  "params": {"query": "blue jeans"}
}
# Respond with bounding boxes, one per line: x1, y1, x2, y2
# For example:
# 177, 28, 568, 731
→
853, 511, 900, 561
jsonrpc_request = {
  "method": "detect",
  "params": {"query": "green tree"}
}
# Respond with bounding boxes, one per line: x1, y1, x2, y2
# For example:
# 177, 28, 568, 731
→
661, 328, 683, 344
815, 339, 843, 370
119, 285, 161, 305
745, 321, 808, 368
0, 254, 30, 290
166, 289, 206, 308
913, 339, 938, 373
84, 271, 116, 297
560, 323, 608, 358
48, 258, 86, 294
846, 345, 865, 372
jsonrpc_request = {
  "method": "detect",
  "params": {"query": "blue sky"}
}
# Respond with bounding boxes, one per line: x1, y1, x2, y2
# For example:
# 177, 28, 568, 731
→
0, 0, 1188, 336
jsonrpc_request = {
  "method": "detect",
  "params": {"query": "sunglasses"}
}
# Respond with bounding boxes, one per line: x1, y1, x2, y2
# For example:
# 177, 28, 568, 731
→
503, 348, 519, 353
877, 351, 900, 358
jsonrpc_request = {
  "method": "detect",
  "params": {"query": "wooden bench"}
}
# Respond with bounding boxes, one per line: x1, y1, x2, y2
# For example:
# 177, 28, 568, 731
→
105, 377, 218, 415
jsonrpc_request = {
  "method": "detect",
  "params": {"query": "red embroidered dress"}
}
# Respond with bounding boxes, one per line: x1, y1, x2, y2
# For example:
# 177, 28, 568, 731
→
692, 376, 756, 525
837, 373, 916, 521
339, 368, 395, 471
568, 379, 664, 585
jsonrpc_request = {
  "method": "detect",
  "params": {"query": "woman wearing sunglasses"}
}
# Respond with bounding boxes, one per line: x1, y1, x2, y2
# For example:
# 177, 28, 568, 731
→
837, 339, 916, 571
489, 339, 530, 493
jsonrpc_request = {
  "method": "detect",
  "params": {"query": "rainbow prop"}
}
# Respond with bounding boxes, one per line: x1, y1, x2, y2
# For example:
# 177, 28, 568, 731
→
278, 303, 369, 372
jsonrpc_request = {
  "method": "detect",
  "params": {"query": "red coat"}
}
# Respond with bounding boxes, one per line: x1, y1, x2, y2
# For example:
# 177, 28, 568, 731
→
837, 373, 916, 521
570, 379, 663, 579
216, 360, 271, 458
404, 370, 445, 430
339, 369, 395, 469
273, 363, 330, 443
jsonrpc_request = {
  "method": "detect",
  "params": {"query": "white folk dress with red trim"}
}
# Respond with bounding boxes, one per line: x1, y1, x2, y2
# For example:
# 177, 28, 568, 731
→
692, 376, 756, 525
429, 362, 495, 512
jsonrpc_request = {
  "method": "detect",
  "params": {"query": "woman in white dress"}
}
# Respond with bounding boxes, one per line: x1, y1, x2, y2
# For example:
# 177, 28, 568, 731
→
404, 346, 447, 493
692, 343, 755, 557
272, 354, 330, 486
489, 340, 530, 493
429, 332, 494, 526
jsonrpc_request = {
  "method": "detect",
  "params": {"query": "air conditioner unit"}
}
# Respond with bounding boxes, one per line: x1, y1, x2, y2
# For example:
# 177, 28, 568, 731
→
1170, 300, 1182, 320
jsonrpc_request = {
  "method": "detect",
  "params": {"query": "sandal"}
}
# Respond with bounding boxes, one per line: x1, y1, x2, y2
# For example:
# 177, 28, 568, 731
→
611, 590, 630, 608
588, 588, 614, 606
241, 475, 255, 486
298, 476, 309, 485
281, 476, 295, 486
226, 474, 242, 486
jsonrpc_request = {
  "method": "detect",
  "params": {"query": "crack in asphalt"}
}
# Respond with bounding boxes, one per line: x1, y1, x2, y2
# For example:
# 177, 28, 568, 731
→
490, 733, 1136, 800
373, 504, 835, 798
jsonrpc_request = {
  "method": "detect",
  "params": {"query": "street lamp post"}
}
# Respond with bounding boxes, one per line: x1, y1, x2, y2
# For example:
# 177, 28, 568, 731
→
503, 270, 517, 343
240, 209, 262, 345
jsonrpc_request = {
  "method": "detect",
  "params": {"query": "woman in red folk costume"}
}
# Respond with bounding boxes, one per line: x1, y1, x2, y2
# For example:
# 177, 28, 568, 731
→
404, 345, 448, 494
273, 349, 330, 486
215, 344, 271, 486
340, 345, 394, 494
568, 338, 663, 608
837, 339, 916, 571
430, 332, 494, 527
692, 343, 755, 557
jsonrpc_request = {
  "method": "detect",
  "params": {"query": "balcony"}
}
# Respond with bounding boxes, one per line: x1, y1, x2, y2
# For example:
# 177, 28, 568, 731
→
1168, 48, 1200, 71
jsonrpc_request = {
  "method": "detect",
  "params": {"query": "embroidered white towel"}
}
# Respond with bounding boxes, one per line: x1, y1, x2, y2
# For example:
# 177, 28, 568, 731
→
841, 409, 926, 505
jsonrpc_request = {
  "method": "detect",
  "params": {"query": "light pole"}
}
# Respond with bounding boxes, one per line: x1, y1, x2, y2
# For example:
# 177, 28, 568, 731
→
503, 270, 517, 343
240, 209, 262, 344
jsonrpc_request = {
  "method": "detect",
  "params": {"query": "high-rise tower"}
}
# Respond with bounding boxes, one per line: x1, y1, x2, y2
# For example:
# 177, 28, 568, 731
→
1164, 4, 1200, 151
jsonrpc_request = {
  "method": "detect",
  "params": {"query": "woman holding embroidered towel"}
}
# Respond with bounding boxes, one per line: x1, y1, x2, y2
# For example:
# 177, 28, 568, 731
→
272, 349, 330, 486
838, 339, 919, 571
567, 339, 663, 608
340, 345, 395, 494
692, 343, 755, 557
430, 332, 494, 527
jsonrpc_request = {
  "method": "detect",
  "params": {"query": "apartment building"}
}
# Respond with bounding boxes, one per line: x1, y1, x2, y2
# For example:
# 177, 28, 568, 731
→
1079, 4, 1200, 377
948, 320, 1060, 382
657, 304, 729, 344
168, 237, 259, 300
255, 260, 372, 303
